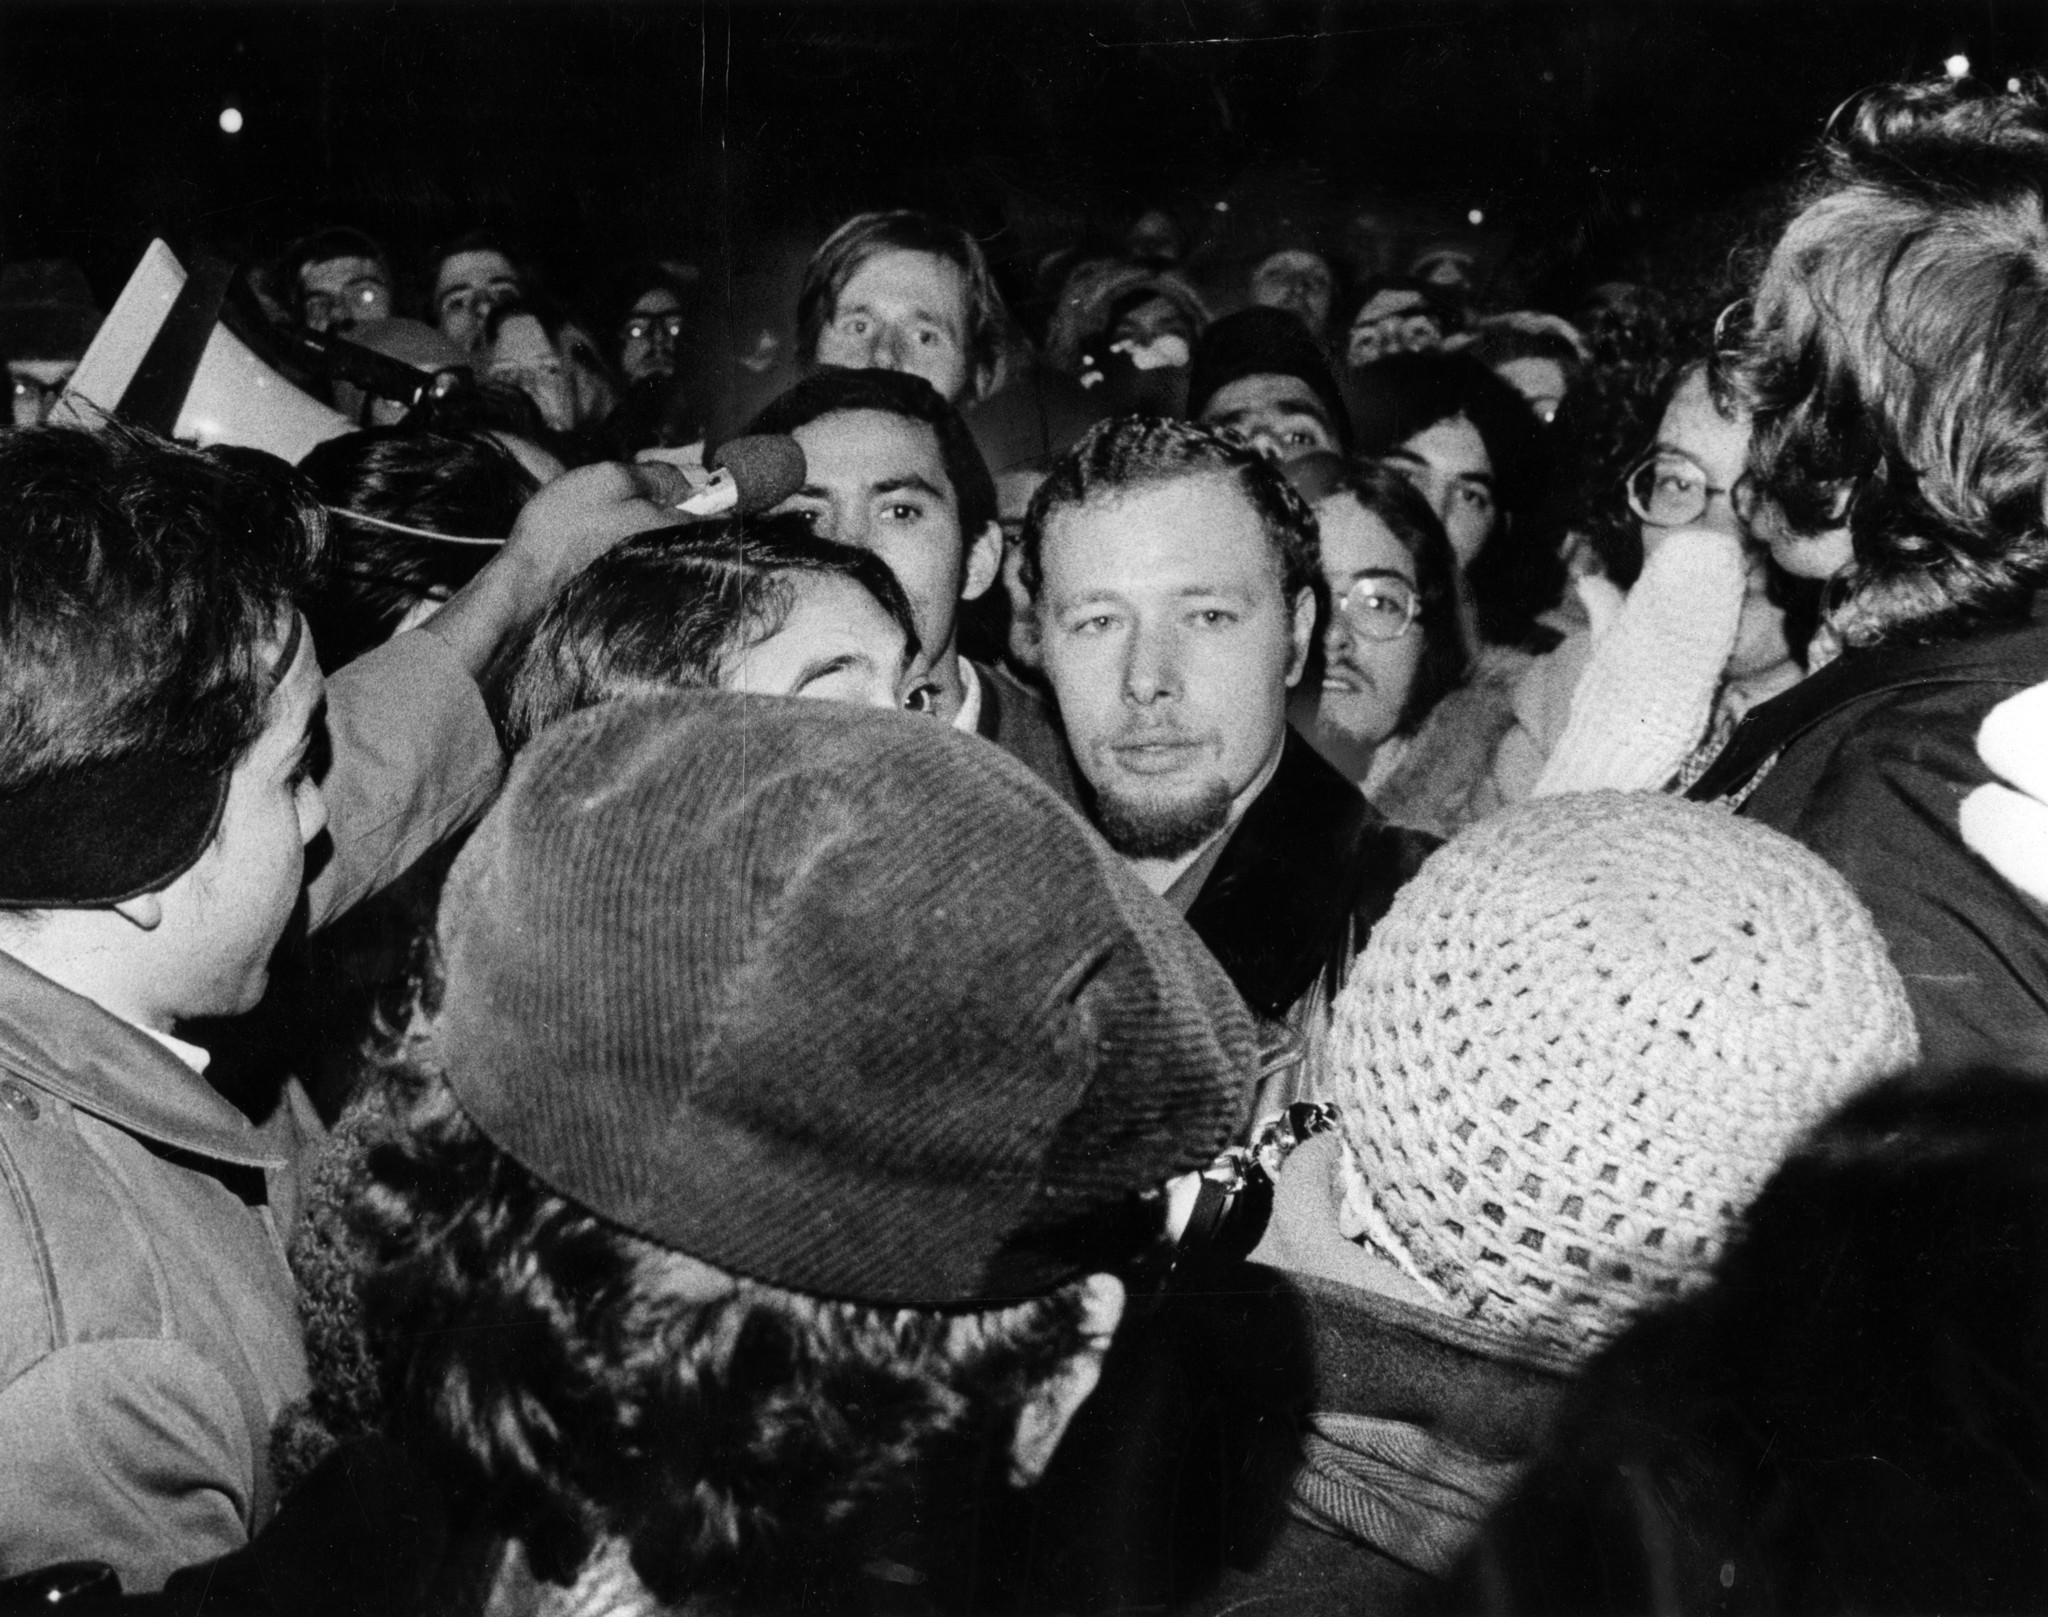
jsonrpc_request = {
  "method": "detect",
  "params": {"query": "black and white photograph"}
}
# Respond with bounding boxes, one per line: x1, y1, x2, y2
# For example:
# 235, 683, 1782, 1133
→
2, 1, 2047, 1611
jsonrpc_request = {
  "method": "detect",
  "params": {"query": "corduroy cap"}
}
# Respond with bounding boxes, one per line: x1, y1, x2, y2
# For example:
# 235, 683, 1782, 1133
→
1187, 305, 1352, 448
435, 692, 1257, 1307
1333, 791, 1919, 1358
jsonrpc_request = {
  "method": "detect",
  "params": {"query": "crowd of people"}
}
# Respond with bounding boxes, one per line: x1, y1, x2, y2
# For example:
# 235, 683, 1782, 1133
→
1, 66, 2047, 1616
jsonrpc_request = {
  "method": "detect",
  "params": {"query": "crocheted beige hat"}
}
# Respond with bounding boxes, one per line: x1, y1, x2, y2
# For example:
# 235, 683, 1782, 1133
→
1334, 791, 1918, 1359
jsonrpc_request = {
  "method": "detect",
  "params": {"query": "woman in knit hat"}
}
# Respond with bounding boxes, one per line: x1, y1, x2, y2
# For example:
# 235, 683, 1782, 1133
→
1187, 791, 1917, 1616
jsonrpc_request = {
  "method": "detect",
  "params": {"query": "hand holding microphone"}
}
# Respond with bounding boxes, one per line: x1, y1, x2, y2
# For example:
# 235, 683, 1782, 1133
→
418, 435, 806, 680
629, 434, 807, 519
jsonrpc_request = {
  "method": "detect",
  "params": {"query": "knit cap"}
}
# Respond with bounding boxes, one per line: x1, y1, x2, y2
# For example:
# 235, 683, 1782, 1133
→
1333, 791, 1918, 1358
1187, 306, 1352, 448
434, 691, 1257, 1308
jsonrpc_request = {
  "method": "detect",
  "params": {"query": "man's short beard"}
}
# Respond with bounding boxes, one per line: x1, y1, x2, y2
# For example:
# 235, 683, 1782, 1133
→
1091, 779, 1235, 860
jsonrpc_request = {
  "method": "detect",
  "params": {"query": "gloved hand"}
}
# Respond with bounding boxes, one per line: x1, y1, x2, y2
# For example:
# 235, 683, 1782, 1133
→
1960, 681, 2048, 905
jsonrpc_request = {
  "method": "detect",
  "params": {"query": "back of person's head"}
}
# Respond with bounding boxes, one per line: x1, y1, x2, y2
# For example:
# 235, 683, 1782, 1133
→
1450, 1066, 2048, 1614
1286, 451, 1471, 732
0, 424, 324, 907
497, 513, 917, 750
1332, 791, 1918, 1364
1732, 74, 2048, 644
358, 692, 1255, 1610
796, 209, 1012, 396
297, 428, 538, 672
742, 363, 1000, 541
1018, 413, 1322, 613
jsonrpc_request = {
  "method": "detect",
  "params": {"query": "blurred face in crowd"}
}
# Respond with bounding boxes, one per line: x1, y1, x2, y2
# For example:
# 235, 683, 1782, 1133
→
1347, 289, 1443, 369
996, 464, 1050, 673
619, 287, 685, 384
1111, 294, 1195, 353
298, 254, 392, 335
724, 571, 928, 711
1495, 356, 1569, 424
1386, 413, 1496, 568
485, 312, 575, 432
434, 249, 521, 350
1250, 249, 1336, 334
779, 408, 997, 671
815, 249, 977, 405
8, 360, 74, 428
1294, 492, 1425, 768
150, 617, 329, 1024
1037, 473, 1314, 871
1639, 370, 1794, 681
1200, 374, 1339, 463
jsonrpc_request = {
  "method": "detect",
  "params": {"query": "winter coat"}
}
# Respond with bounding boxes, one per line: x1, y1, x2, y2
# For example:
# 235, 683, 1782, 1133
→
1688, 596, 2048, 1077
1181, 728, 1437, 1122
0, 630, 502, 1591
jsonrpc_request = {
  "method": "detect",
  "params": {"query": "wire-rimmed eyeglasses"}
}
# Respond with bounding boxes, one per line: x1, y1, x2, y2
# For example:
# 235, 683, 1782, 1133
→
1624, 449, 1756, 529
1333, 573, 1421, 641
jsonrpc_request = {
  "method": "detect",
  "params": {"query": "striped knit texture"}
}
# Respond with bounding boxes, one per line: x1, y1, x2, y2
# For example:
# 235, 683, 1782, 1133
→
435, 691, 1257, 1307
1333, 791, 1919, 1359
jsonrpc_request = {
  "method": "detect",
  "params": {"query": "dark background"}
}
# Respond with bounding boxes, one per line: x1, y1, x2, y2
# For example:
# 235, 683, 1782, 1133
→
2, 1, 2035, 328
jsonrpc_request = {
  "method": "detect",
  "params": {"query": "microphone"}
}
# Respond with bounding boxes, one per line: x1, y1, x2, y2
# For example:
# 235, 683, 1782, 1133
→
324, 436, 811, 550
674, 434, 807, 518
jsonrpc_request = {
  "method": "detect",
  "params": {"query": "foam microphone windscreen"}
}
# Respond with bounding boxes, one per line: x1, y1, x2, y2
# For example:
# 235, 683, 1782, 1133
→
711, 434, 807, 515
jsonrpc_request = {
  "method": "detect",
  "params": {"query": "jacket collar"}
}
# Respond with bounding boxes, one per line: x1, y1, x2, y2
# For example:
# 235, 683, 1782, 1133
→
1183, 726, 1374, 1019
0, 949, 286, 1169
1689, 597, 2048, 802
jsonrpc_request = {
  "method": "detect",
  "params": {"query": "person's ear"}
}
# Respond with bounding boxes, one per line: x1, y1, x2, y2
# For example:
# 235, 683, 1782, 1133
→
112, 892, 164, 931
961, 519, 1002, 604
1008, 1272, 1126, 1487
1284, 585, 1318, 687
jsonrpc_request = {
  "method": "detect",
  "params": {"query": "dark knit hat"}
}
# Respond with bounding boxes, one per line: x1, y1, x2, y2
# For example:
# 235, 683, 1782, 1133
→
1186, 306, 1351, 448
435, 692, 1257, 1307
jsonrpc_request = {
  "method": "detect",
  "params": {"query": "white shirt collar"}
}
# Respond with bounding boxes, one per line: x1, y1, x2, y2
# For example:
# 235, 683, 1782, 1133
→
139, 1024, 211, 1074
950, 657, 984, 735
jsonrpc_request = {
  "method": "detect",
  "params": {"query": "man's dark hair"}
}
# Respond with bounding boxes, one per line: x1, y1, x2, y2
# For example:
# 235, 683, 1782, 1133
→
358, 1061, 1093, 1611
1729, 75, 2048, 646
0, 423, 324, 825
1451, 1066, 2048, 1614
278, 226, 391, 315
1017, 414, 1323, 620
1291, 453, 1471, 735
298, 428, 539, 672
796, 210, 1012, 397
741, 365, 999, 544
430, 228, 524, 283
497, 512, 919, 750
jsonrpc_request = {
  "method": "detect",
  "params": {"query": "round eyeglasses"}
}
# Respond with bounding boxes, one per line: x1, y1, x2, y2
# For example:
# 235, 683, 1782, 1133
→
622, 312, 687, 344
1624, 450, 1755, 529
1334, 574, 1421, 642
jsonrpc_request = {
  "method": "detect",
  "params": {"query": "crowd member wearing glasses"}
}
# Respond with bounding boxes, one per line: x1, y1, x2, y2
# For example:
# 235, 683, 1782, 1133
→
1342, 276, 1457, 373
278, 227, 395, 339
1490, 360, 1809, 803
1282, 454, 1506, 838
